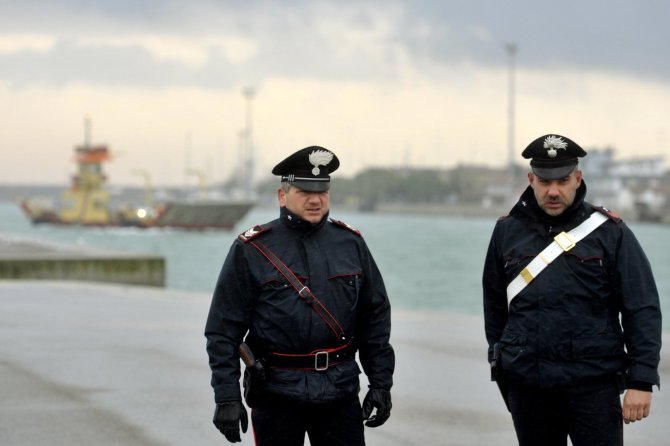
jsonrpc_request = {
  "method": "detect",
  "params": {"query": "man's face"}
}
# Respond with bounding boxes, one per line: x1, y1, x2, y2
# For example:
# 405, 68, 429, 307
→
278, 185, 330, 224
528, 169, 583, 217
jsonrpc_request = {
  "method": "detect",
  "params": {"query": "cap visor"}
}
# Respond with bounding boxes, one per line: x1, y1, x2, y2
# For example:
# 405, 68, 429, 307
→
289, 180, 330, 192
531, 164, 576, 180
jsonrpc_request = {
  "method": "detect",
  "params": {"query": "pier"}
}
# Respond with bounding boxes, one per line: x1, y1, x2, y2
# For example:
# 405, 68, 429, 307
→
0, 235, 164, 287
1, 281, 668, 445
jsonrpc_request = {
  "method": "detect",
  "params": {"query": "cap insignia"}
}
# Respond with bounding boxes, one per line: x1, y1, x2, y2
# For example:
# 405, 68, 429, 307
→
309, 149, 334, 176
543, 135, 568, 158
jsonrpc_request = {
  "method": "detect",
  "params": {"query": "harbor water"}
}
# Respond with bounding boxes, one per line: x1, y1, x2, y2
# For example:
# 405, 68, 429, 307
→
1, 201, 669, 332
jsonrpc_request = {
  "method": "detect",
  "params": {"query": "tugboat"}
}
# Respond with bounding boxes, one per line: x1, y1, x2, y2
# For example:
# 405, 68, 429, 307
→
18, 121, 254, 230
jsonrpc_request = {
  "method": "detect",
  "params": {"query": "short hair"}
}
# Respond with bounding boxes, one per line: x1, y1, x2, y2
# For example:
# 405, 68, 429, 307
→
280, 182, 293, 193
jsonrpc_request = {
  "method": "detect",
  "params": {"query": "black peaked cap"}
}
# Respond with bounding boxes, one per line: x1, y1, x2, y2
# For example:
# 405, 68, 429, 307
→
272, 146, 340, 192
522, 134, 587, 180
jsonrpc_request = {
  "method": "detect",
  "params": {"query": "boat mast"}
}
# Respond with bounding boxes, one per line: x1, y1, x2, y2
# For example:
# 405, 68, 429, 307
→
84, 115, 92, 149
242, 87, 256, 201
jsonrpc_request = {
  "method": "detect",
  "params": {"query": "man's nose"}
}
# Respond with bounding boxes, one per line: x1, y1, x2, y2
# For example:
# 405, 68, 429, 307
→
547, 183, 560, 196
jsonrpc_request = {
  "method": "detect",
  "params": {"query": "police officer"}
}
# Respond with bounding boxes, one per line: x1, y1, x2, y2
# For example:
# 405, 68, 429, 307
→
483, 134, 662, 446
205, 146, 394, 445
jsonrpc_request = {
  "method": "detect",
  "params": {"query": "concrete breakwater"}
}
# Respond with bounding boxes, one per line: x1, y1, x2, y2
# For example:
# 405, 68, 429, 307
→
0, 234, 164, 287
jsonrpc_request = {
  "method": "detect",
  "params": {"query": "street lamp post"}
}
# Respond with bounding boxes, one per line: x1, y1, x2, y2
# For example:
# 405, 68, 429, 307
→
242, 87, 256, 200
506, 43, 518, 197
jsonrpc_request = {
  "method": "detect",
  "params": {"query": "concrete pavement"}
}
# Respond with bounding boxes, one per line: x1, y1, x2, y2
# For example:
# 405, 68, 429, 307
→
0, 281, 667, 445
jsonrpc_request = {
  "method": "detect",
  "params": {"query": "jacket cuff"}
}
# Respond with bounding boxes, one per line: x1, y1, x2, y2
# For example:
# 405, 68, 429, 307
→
627, 381, 653, 392
627, 364, 660, 390
214, 384, 242, 404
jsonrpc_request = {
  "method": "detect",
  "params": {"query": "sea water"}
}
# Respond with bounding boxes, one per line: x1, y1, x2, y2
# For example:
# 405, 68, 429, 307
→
1, 202, 668, 332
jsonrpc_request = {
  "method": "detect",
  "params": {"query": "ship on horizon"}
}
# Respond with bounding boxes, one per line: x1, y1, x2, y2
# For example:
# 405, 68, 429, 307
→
18, 122, 254, 230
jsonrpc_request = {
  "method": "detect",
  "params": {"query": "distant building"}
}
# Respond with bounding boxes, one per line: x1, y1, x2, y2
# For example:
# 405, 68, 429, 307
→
580, 148, 666, 212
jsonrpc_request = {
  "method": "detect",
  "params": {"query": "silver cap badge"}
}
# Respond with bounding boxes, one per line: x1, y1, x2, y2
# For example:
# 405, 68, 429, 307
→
543, 135, 568, 158
309, 150, 334, 176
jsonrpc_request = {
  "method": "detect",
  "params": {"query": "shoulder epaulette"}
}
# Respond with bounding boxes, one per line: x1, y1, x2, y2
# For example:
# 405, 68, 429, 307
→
238, 224, 272, 242
329, 219, 361, 236
592, 205, 622, 223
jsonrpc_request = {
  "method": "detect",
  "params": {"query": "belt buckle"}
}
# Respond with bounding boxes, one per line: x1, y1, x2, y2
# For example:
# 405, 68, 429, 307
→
554, 231, 576, 252
314, 351, 329, 371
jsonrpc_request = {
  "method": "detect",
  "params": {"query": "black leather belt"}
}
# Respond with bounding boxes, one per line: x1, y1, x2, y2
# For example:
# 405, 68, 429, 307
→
266, 344, 356, 371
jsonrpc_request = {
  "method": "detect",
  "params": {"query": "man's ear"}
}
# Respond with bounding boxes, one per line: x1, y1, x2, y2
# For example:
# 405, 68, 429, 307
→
277, 187, 286, 207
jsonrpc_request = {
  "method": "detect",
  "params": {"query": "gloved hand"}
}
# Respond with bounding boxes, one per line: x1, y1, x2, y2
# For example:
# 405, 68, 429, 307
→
361, 388, 392, 427
213, 401, 248, 443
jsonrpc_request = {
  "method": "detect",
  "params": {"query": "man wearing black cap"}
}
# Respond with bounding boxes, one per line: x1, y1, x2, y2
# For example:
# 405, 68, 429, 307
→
205, 146, 394, 445
483, 134, 661, 445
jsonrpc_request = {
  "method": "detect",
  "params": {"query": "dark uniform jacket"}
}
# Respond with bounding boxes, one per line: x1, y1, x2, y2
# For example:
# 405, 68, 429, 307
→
483, 183, 661, 389
206, 207, 394, 403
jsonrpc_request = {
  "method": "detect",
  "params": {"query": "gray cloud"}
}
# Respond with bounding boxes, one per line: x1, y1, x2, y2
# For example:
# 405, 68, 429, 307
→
0, 0, 668, 89
0, 39, 248, 88
396, 0, 670, 81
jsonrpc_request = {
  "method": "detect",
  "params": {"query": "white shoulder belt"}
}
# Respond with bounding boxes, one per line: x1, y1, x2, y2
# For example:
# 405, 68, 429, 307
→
506, 211, 609, 306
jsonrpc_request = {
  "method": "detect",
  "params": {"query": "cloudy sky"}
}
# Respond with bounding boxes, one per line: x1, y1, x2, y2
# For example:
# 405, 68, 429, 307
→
1, 0, 669, 186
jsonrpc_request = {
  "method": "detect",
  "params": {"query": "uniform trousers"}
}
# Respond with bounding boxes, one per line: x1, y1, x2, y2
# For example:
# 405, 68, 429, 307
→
251, 395, 365, 446
507, 378, 623, 446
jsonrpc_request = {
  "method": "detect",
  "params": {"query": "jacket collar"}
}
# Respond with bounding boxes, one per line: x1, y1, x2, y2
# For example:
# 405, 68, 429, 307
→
512, 181, 588, 227
279, 206, 328, 233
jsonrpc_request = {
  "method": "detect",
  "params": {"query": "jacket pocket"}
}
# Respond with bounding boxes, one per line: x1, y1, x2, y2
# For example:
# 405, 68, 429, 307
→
500, 331, 528, 363
571, 333, 623, 359
328, 273, 361, 311
265, 368, 305, 398
260, 279, 290, 291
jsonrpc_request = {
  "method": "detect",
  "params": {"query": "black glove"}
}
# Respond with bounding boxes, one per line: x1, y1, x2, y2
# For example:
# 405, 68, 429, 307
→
213, 401, 248, 443
361, 388, 392, 427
